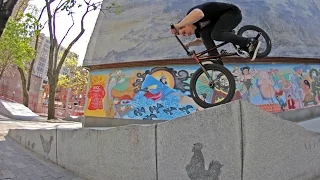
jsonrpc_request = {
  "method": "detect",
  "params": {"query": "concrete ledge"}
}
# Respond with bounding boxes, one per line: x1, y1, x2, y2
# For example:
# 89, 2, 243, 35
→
0, 100, 40, 121
157, 101, 242, 180
7, 129, 26, 145
9, 129, 57, 163
274, 105, 320, 122
57, 125, 157, 180
57, 128, 100, 179
24, 129, 57, 163
83, 116, 166, 127
241, 100, 320, 180
7, 100, 320, 180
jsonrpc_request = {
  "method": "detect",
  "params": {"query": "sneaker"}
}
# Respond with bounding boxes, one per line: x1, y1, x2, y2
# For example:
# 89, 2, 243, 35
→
247, 39, 261, 61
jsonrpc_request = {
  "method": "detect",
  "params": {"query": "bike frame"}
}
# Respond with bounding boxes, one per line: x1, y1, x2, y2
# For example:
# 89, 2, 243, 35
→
170, 23, 260, 81
170, 23, 238, 80
172, 34, 238, 63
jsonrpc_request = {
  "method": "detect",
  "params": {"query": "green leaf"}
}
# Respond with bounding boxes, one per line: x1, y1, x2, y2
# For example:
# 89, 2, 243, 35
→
0, 13, 37, 75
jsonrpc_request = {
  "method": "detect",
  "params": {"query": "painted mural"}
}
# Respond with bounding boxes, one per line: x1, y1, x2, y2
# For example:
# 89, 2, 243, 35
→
84, 63, 320, 120
84, 75, 108, 117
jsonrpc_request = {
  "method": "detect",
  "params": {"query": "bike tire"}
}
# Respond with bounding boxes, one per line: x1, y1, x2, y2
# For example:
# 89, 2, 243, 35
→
190, 64, 236, 108
237, 25, 272, 58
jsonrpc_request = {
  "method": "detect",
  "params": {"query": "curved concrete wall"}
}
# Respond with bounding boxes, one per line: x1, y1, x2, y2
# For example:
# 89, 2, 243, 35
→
8, 100, 320, 180
84, 0, 320, 66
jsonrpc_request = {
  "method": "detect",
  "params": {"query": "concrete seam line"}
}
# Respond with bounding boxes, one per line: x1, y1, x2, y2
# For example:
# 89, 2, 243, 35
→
240, 101, 244, 180
24, 130, 26, 147
155, 123, 158, 180
56, 128, 58, 165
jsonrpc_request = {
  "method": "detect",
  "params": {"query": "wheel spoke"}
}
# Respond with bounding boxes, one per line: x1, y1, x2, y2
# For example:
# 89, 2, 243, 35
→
191, 65, 235, 108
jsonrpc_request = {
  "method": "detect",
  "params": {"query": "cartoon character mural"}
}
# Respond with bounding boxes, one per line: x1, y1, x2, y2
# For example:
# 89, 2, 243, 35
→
232, 66, 258, 102
85, 63, 320, 120
84, 75, 107, 117
310, 68, 320, 101
126, 67, 200, 120
101, 67, 202, 120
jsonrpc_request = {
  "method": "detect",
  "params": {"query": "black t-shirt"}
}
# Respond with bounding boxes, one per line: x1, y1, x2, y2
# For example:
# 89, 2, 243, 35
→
186, 2, 240, 38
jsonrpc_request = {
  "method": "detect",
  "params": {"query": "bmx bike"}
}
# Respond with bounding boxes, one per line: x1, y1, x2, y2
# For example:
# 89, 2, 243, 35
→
170, 24, 272, 108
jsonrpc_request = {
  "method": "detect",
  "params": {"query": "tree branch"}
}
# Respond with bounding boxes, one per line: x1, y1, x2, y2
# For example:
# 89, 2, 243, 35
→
45, 0, 55, 78
83, 0, 90, 5
38, 5, 46, 20
56, 3, 90, 73
52, 0, 67, 71
53, 0, 65, 43
27, 5, 47, 91
58, 11, 75, 52
27, 34, 40, 91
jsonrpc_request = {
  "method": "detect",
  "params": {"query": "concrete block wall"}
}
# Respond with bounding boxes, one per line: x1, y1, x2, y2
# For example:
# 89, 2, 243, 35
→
8, 129, 57, 163
274, 105, 320, 122
57, 125, 157, 180
8, 100, 320, 180
241, 101, 320, 180
157, 100, 242, 180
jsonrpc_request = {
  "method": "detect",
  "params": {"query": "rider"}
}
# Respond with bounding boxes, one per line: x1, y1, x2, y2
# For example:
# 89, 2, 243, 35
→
170, 2, 261, 64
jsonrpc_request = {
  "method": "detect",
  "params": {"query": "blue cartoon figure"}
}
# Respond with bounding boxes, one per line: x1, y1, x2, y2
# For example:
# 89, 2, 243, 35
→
276, 95, 286, 111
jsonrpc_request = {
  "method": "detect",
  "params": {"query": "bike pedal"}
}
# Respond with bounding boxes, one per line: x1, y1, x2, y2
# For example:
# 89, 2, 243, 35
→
237, 50, 250, 58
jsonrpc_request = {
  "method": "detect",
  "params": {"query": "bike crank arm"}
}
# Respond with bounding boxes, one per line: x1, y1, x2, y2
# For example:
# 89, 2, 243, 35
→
255, 32, 262, 40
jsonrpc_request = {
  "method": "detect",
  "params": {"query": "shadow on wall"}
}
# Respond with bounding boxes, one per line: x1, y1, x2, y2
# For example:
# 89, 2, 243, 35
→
84, 63, 320, 121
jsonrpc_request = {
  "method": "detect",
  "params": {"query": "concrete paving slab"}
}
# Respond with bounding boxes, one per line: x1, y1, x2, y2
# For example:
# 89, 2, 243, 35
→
0, 137, 83, 180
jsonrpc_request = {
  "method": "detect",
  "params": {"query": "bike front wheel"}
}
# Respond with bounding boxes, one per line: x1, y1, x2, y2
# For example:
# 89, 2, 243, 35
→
190, 64, 236, 108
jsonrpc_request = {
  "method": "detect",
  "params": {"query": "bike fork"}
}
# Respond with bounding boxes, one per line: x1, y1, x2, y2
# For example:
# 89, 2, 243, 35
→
198, 62, 214, 83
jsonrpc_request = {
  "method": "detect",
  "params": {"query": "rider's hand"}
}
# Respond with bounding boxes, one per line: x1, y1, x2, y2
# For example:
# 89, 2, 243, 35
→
170, 24, 179, 35
184, 43, 190, 49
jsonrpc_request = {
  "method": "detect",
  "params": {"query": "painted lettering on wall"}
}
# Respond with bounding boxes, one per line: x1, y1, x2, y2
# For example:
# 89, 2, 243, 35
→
84, 63, 320, 120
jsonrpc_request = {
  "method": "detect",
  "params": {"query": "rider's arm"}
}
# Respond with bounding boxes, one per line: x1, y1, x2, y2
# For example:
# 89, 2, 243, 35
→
187, 38, 203, 47
176, 9, 204, 28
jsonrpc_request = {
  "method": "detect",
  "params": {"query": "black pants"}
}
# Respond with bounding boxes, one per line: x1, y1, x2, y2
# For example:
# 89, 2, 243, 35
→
199, 9, 249, 56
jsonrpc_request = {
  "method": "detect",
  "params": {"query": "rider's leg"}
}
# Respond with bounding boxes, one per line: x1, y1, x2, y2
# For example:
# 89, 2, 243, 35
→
211, 9, 260, 61
199, 24, 224, 66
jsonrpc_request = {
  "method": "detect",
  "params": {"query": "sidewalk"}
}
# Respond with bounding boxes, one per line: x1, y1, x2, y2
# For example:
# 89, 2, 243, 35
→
0, 137, 85, 180
0, 115, 84, 180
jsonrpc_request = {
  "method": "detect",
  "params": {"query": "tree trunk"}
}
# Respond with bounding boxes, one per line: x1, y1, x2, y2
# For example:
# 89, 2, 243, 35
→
47, 76, 57, 120
0, 58, 9, 81
0, 0, 18, 37
17, 67, 29, 107
0, 66, 6, 80
27, 34, 39, 91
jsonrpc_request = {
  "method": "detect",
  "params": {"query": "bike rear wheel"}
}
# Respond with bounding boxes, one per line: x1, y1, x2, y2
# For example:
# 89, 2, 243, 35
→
190, 64, 236, 108
237, 25, 272, 58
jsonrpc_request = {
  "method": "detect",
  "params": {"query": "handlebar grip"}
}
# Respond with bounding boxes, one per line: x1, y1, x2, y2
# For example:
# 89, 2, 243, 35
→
170, 23, 175, 29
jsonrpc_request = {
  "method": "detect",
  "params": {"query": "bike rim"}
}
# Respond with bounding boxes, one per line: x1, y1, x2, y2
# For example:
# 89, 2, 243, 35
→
192, 68, 234, 106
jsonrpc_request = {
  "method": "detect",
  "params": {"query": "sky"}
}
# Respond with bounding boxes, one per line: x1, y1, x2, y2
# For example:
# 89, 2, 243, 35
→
28, 0, 101, 66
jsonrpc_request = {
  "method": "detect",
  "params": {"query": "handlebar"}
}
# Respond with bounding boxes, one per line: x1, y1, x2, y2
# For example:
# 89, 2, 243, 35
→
170, 23, 195, 56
